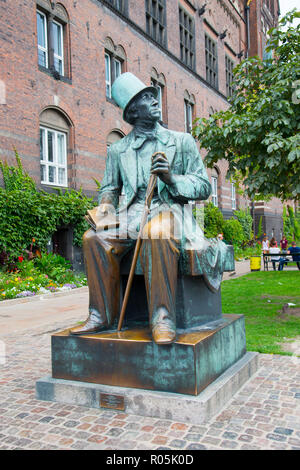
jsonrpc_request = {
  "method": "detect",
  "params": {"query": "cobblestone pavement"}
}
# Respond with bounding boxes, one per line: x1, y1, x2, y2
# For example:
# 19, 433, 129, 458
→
0, 312, 299, 451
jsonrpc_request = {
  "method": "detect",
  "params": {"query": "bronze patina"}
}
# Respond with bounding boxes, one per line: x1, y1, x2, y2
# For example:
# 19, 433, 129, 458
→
70, 72, 233, 344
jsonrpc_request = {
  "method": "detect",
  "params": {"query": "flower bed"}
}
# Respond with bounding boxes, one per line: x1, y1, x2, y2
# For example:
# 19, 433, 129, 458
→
0, 255, 87, 301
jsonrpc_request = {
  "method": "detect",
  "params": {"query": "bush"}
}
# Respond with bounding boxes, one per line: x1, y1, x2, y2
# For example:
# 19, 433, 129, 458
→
203, 202, 225, 238
283, 205, 300, 241
0, 151, 95, 265
34, 253, 74, 284
234, 208, 253, 242
223, 218, 245, 247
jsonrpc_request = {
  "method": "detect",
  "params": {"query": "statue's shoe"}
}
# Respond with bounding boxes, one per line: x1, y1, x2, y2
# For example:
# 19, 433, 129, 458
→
152, 322, 176, 345
69, 312, 108, 335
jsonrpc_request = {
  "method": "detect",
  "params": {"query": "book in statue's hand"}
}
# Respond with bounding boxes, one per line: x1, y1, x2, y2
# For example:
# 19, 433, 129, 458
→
85, 207, 120, 232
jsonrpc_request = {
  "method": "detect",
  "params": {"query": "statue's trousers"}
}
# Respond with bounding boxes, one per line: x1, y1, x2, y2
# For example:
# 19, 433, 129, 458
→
82, 211, 180, 327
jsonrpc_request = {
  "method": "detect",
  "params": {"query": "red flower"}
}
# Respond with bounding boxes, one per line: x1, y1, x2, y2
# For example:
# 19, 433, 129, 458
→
18, 256, 23, 262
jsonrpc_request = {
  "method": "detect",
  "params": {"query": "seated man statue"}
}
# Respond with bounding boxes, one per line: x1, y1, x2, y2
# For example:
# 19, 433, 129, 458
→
70, 73, 230, 344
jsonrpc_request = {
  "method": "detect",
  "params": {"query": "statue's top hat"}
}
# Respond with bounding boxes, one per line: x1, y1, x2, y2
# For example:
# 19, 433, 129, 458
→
112, 72, 157, 123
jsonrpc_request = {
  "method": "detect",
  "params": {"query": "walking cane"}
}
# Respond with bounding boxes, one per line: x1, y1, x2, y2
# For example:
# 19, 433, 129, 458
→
117, 154, 160, 331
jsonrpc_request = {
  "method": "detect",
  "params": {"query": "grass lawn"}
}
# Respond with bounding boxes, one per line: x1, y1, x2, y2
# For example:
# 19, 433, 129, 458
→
221, 270, 300, 355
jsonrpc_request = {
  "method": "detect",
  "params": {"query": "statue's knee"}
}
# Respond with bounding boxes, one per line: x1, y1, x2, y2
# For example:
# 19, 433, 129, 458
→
83, 229, 96, 245
144, 220, 172, 240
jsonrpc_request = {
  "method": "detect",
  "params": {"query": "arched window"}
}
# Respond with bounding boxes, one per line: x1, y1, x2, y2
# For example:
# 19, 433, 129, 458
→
184, 90, 195, 133
105, 38, 126, 99
39, 108, 72, 187
36, 1, 71, 79
106, 129, 125, 149
150, 68, 167, 124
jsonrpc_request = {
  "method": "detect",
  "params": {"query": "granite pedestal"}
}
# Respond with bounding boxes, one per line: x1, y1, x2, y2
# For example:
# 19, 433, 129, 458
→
36, 350, 258, 424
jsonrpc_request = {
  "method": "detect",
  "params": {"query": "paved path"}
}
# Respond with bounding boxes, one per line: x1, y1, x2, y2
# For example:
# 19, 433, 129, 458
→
0, 261, 299, 450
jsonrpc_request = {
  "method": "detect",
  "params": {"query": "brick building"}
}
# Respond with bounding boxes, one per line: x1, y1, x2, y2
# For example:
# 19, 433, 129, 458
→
0, 0, 285, 254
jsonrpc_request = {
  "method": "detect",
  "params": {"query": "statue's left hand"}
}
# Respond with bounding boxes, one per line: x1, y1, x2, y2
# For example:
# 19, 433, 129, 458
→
151, 152, 175, 185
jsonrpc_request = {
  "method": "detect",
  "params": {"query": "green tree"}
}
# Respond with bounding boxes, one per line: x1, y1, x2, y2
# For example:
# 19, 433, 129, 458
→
193, 10, 300, 202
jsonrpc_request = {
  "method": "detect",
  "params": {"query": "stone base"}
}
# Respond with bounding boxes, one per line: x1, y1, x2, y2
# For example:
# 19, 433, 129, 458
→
51, 314, 246, 395
36, 351, 258, 424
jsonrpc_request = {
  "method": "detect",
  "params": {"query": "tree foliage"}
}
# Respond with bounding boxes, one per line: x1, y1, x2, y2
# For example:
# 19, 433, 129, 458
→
193, 10, 300, 201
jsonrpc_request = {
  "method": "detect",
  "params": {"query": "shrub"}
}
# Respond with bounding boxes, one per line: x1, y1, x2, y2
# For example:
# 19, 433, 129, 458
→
223, 218, 245, 247
0, 151, 95, 265
203, 202, 225, 238
256, 215, 263, 239
234, 208, 253, 242
283, 205, 300, 241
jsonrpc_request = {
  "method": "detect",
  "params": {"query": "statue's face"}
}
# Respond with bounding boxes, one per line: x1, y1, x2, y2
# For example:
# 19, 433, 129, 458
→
133, 91, 160, 123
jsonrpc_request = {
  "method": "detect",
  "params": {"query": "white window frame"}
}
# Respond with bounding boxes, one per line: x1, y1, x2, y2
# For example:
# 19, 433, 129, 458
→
52, 19, 64, 75
105, 53, 122, 99
40, 126, 68, 187
211, 176, 218, 207
37, 10, 48, 68
184, 100, 193, 133
113, 58, 122, 81
231, 183, 236, 210
105, 53, 111, 98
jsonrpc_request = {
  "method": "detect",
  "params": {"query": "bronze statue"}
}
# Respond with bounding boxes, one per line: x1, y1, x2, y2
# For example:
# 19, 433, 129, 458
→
70, 73, 230, 344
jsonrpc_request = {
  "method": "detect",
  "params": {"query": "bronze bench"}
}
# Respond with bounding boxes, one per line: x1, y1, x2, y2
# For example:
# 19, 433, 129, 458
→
120, 245, 235, 330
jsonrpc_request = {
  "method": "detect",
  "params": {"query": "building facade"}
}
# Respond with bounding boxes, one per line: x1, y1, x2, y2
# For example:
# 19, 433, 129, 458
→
0, 0, 284, 246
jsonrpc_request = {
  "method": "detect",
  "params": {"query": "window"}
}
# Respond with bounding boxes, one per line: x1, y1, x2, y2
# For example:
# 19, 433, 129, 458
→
104, 38, 126, 99
184, 90, 195, 133
205, 34, 218, 89
231, 183, 236, 210
40, 127, 67, 186
211, 177, 218, 207
105, 53, 122, 99
146, 0, 166, 46
225, 55, 234, 98
211, 168, 219, 207
106, 0, 126, 13
107, 129, 125, 149
52, 20, 64, 75
184, 101, 193, 133
150, 68, 167, 124
39, 107, 72, 187
179, 6, 195, 69
37, 10, 48, 68
151, 79, 163, 121
36, 5, 69, 78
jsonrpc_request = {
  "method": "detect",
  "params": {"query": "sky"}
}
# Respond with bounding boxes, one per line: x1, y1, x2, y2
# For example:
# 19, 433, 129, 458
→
279, 0, 300, 25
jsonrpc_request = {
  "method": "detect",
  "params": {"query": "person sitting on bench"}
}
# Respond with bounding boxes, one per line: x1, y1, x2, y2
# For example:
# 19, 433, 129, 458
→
269, 240, 280, 271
